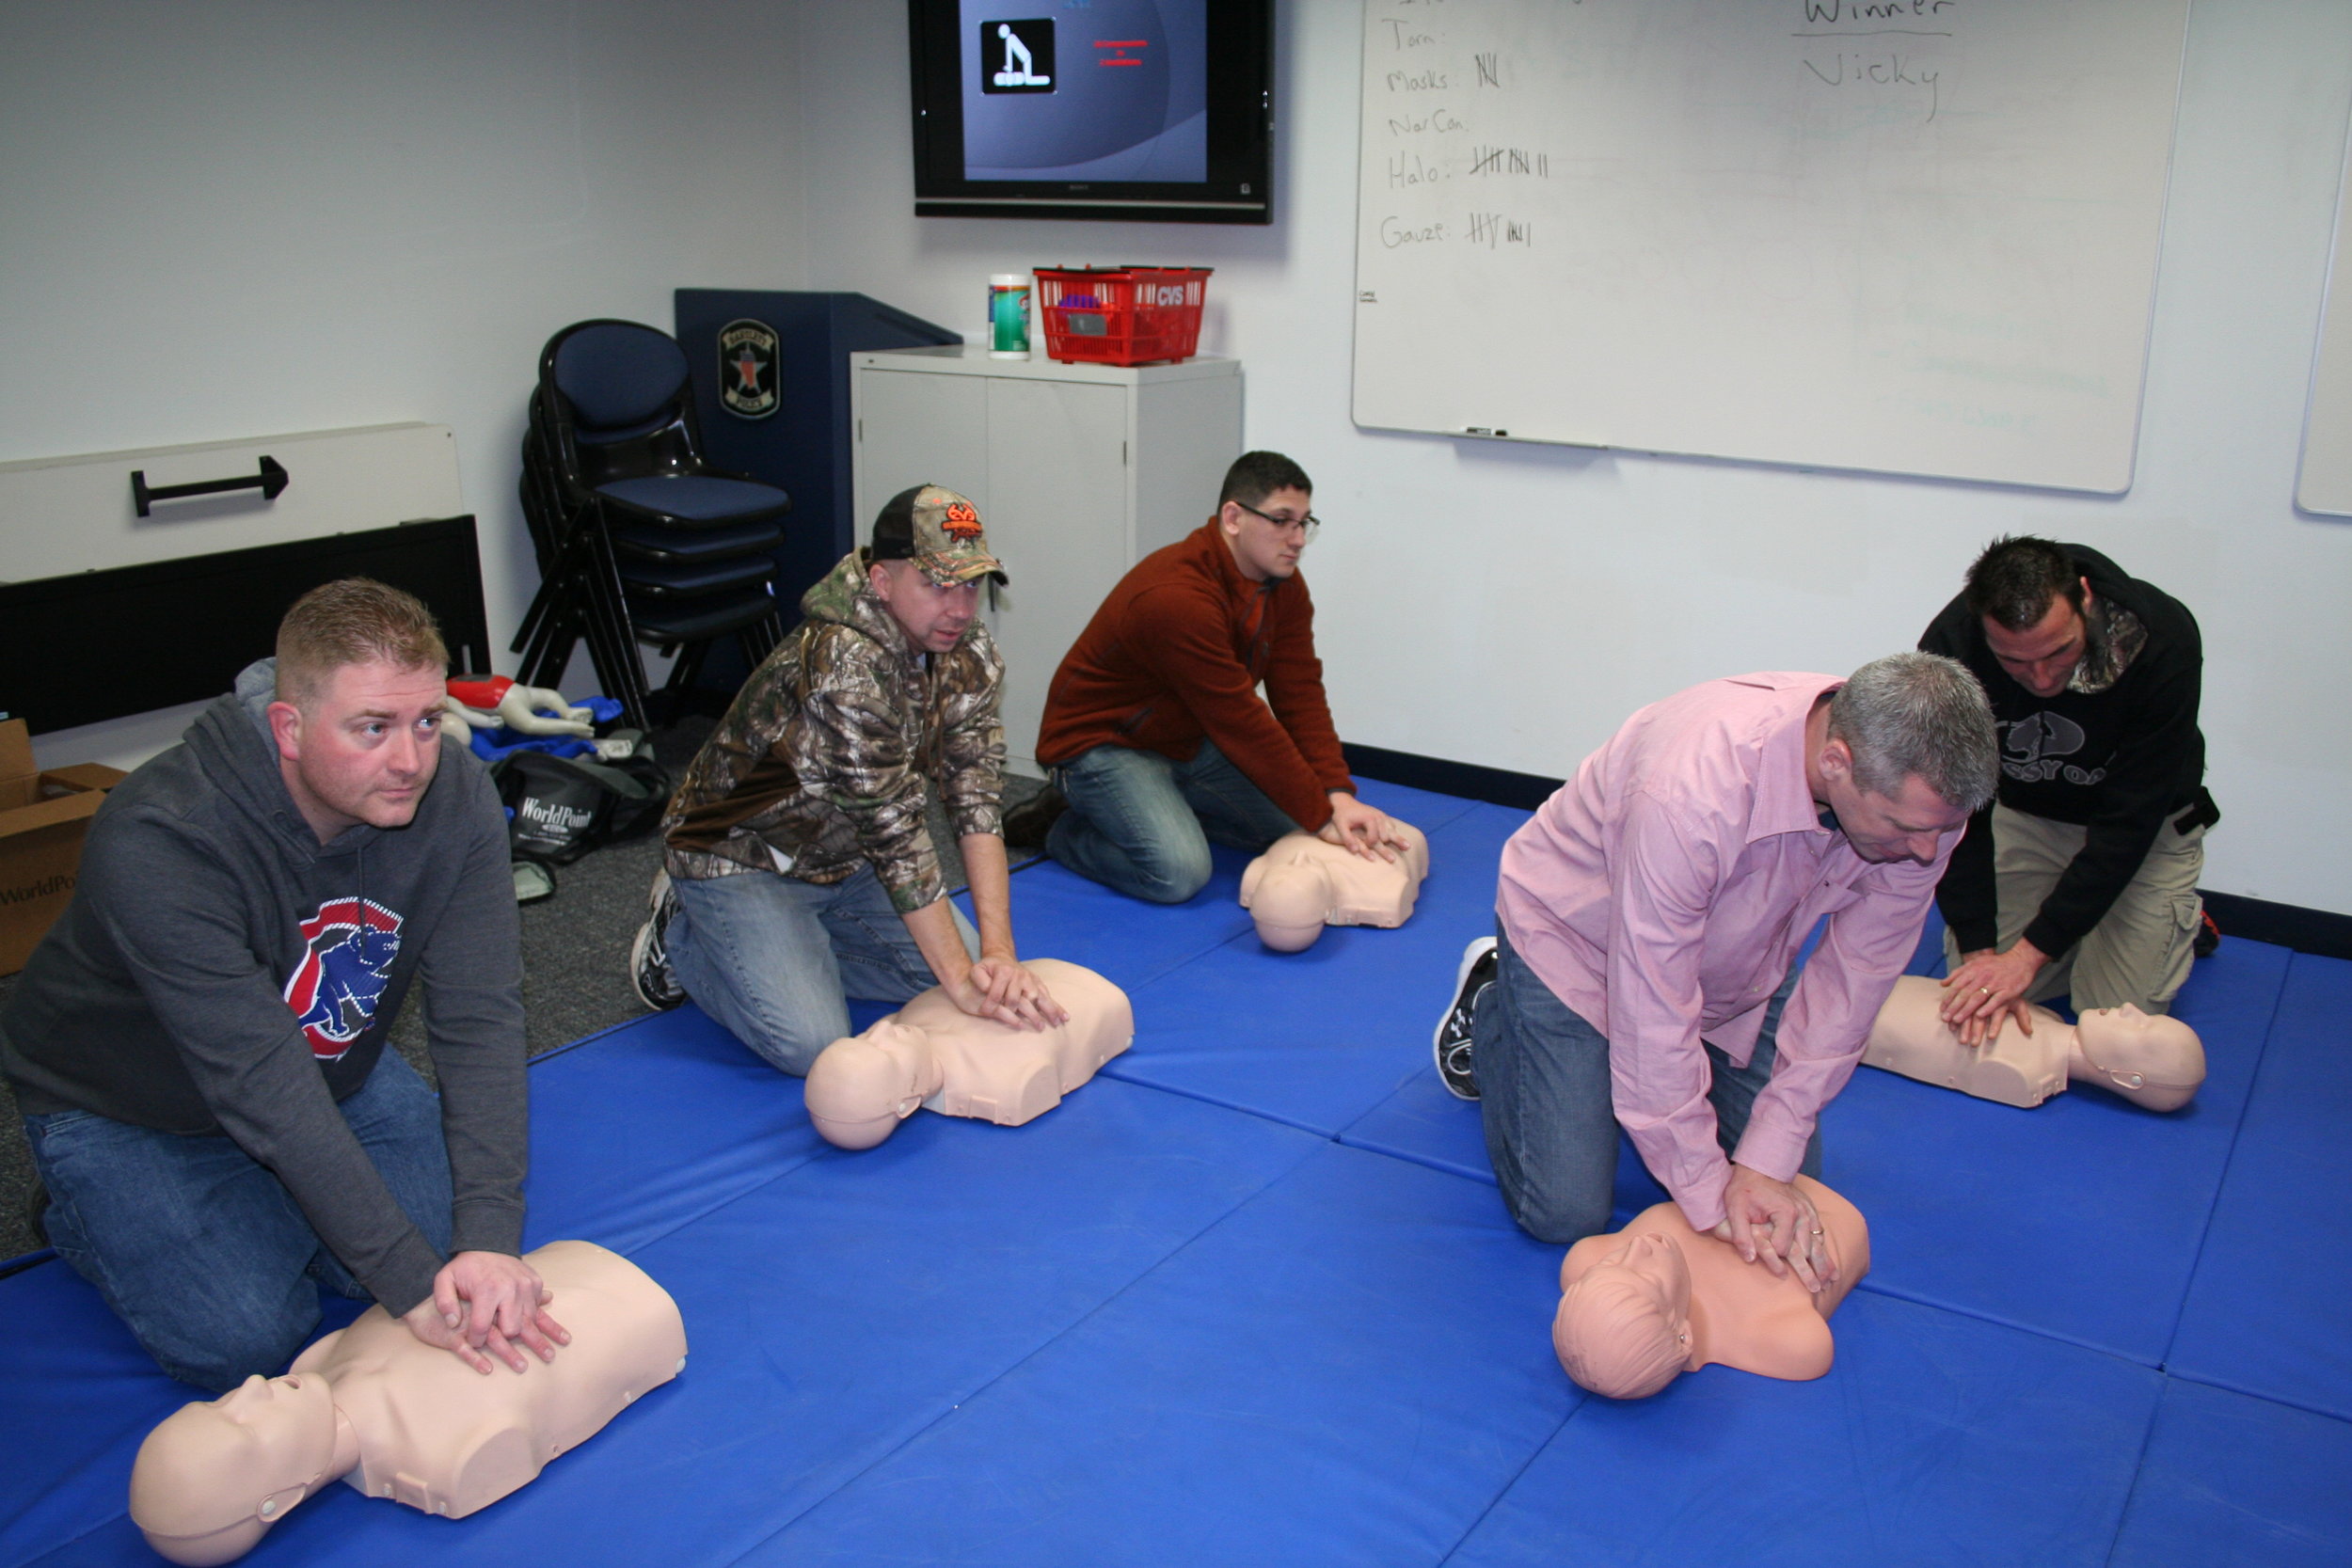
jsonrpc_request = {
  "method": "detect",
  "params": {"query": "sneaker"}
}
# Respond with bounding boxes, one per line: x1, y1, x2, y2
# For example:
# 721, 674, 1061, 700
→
2192, 909, 2220, 959
1434, 936, 1498, 1101
629, 871, 685, 1010
1002, 784, 1070, 850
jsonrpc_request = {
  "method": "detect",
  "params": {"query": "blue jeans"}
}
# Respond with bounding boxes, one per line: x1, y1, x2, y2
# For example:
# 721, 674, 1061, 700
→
1046, 739, 1303, 904
1475, 925, 1820, 1245
24, 1050, 453, 1391
668, 863, 979, 1076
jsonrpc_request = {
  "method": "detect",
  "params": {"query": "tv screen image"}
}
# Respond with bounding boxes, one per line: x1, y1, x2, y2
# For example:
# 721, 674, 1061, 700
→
963, 3, 1206, 182
911, 0, 1270, 224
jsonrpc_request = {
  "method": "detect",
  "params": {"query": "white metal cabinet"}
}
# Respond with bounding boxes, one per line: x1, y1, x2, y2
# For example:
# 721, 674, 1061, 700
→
850, 345, 1243, 774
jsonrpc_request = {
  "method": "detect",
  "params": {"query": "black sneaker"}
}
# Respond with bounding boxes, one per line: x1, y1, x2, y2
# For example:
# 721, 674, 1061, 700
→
1434, 937, 1498, 1101
1003, 784, 1070, 850
629, 871, 685, 1010
2192, 909, 2220, 959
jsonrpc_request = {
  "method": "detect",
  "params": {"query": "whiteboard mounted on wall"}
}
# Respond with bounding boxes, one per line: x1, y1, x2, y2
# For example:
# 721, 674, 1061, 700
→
1351, 0, 2191, 495
2296, 119, 2352, 517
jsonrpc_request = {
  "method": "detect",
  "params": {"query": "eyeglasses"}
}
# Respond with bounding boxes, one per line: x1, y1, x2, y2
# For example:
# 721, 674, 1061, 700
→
1234, 499, 1321, 543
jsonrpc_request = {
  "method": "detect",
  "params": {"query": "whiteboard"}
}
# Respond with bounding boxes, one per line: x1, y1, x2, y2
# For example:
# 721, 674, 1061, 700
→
1352, 0, 2190, 494
2296, 119, 2352, 516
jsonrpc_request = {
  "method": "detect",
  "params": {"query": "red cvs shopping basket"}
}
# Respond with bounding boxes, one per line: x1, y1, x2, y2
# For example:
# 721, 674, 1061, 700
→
1035, 267, 1213, 366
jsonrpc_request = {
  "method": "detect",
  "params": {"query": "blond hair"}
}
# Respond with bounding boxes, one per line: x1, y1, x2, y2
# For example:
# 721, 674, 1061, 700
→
275, 578, 448, 709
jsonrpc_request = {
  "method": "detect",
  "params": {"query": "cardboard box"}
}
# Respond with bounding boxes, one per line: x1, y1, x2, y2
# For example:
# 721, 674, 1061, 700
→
0, 719, 128, 975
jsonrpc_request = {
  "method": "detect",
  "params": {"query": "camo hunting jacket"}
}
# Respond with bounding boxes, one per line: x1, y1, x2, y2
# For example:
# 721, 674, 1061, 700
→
660, 553, 1006, 912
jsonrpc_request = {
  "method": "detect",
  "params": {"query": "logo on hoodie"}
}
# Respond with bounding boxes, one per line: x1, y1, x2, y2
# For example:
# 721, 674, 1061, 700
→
282, 897, 405, 1060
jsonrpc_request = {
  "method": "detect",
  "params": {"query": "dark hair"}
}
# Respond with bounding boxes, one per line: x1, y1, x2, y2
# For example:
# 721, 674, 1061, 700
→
275, 578, 447, 709
1827, 652, 1998, 814
1218, 451, 1312, 510
1962, 536, 2084, 631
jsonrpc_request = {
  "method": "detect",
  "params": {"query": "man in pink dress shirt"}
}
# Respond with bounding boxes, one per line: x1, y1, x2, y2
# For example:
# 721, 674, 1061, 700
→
1432, 656, 1996, 1289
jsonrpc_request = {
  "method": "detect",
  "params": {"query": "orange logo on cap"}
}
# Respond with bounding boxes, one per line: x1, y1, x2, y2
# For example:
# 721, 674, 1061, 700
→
941, 500, 981, 540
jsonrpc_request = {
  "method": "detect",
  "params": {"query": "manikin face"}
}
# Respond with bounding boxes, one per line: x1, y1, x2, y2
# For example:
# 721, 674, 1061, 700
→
868, 560, 981, 654
1218, 486, 1314, 582
804, 1018, 946, 1148
267, 659, 447, 844
2074, 1004, 2205, 1093
1584, 1231, 1696, 1361
1982, 587, 2091, 699
133, 1373, 338, 1552
1816, 744, 1970, 866
1554, 1229, 1699, 1399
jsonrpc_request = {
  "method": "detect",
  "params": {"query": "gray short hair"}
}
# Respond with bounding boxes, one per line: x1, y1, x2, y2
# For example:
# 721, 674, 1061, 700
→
1827, 653, 1997, 813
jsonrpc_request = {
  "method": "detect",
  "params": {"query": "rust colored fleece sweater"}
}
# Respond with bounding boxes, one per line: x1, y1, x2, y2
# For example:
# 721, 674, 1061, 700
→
1035, 521, 1354, 831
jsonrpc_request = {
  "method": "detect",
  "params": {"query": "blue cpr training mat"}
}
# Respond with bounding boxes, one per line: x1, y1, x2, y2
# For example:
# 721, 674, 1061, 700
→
2166, 950, 2352, 1420
1822, 933, 2286, 1364
1, 781, 2341, 1567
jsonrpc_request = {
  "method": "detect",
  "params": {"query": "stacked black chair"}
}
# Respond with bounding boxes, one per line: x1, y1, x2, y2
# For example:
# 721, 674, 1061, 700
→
516, 319, 792, 726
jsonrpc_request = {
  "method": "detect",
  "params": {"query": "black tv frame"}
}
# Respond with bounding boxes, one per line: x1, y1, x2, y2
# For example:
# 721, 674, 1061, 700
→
908, 0, 1273, 225
0, 516, 491, 736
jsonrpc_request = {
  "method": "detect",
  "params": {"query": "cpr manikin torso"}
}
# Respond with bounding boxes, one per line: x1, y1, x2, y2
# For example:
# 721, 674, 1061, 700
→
1237, 824, 1431, 951
129, 1241, 684, 1565
804, 958, 1133, 1149
1864, 974, 2205, 1111
1553, 1179, 1869, 1399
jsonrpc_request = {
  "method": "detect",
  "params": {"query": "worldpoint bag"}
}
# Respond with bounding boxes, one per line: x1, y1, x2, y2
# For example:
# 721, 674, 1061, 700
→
491, 750, 672, 865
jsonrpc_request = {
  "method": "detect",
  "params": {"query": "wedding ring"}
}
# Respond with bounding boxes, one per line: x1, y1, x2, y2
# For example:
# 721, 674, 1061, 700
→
1810, 1227, 1824, 1236
1978, 987, 1993, 994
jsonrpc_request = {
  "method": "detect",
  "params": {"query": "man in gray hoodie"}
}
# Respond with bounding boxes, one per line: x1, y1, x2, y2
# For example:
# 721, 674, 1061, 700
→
0, 579, 560, 1390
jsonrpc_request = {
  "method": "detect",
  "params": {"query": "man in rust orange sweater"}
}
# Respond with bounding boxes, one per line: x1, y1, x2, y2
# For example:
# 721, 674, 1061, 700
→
1018, 451, 1406, 904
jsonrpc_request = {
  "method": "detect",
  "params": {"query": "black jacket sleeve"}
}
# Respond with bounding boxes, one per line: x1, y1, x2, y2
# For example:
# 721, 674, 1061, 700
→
2015, 638, 2202, 958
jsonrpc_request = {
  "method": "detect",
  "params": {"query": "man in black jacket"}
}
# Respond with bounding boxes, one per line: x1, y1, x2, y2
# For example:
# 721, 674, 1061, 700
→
1920, 537, 2217, 1045
0, 580, 562, 1388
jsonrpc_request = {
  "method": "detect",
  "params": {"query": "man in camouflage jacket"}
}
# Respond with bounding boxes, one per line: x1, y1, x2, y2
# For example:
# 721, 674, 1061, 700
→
632, 484, 1065, 1073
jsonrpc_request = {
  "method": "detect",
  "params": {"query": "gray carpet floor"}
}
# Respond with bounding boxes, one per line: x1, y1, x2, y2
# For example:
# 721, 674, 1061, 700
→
0, 724, 1048, 1267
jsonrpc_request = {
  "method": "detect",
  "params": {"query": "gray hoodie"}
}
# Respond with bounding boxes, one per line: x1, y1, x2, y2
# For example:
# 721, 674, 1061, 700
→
0, 659, 526, 1316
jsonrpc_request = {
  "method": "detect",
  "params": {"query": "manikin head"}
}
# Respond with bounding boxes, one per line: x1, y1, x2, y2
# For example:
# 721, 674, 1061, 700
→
131, 1372, 342, 1565
1552, 1231, 1696, 1400
1248, 857, 1334, 951
2074, 1004, 2205, 1112
803, 1017, 948, 1148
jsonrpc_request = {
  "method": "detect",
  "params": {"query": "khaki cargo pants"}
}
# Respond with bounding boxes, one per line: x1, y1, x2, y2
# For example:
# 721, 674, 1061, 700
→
1944, 803, 2206, 1015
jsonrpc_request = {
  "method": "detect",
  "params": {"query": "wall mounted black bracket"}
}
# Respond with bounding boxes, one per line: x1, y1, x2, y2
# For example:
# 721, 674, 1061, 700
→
131, 454, 289, 516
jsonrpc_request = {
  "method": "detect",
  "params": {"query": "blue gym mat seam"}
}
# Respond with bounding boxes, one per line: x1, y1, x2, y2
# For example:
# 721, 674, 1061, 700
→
2165, 1366, 2352, 1429
1432, 1404, 1584, 1566
1843, 1276, 2178, 1370
2152, 955, 2296, 1373
16, 1510, 131, 1568
2102, 1376, 2176, 1568
704, 1118, 1327, 1568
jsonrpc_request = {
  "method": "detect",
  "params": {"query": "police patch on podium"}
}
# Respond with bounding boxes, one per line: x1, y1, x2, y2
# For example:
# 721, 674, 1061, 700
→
718, 318, 780, 419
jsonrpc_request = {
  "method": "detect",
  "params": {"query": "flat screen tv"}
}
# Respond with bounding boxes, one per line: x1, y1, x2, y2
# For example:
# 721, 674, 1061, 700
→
908, 0, 1273, 224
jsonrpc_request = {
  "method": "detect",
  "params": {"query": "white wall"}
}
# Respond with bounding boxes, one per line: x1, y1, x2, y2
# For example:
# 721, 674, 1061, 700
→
0, 0, 810, 679
6, 3, 2346, 916
791, 0, 2352, 916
